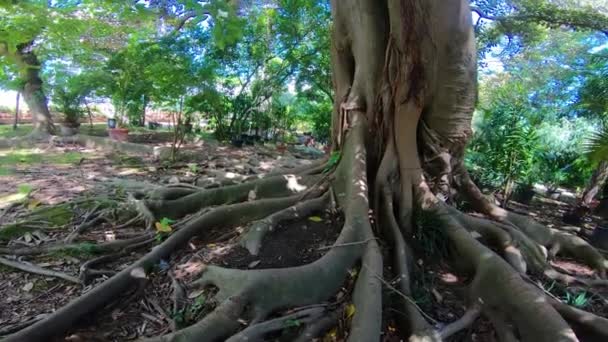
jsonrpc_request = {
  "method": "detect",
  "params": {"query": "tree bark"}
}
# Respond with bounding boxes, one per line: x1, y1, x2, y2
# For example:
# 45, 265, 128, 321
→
581, 161, 608, 209
16, 48, 55, 136
564, 161, 608, 224
13, 91, 20, 130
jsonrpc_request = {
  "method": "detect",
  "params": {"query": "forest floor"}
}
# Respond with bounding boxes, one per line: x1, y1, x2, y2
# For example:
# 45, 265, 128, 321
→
0, 137, 606, 341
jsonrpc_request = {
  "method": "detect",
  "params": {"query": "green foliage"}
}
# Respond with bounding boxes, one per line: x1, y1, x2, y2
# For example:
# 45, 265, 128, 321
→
471, 28, 604, 193
474, 0, 608, 60
57, 242, 103, 258
564, 290, 589, 308
467, 98, 540, 192
413, 210, 449, 259
323, 151, 340, 173
155, 217, 175, 242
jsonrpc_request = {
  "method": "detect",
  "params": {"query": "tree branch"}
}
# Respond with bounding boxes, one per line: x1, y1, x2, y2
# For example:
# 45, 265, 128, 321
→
470, 6, 608, 36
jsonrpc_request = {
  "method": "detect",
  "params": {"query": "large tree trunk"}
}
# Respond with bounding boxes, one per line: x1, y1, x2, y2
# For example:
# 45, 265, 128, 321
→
16, 48, 55, 136
6, 1, 608, 341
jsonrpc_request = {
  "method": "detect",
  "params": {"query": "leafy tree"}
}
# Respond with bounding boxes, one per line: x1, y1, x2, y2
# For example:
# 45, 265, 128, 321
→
0, 1, 148, 135
472, 0, 608, 59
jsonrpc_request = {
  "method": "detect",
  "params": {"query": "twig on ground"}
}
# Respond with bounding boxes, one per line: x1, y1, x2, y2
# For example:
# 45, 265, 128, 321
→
64, 204, 103, 243
0, 315, 48, 336
364, 264, 438, 325
0, 256, 80, 284
317, 238, 379, 251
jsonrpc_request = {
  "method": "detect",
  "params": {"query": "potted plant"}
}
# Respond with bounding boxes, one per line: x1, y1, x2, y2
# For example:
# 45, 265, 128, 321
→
59, 108, 81, 136
108, 114, 129, 141
108, 123, 129, 141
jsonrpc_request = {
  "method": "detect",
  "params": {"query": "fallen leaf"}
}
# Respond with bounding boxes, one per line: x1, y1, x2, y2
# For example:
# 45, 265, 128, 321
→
22, 282, 34, 292
27, 199, 41, 210
308, 216, 322, 222
248, 260, 261, 268
345, 303, 356, 319
188, 288, 206, 299
325, 327, 338, 339
155, 221, 172, 233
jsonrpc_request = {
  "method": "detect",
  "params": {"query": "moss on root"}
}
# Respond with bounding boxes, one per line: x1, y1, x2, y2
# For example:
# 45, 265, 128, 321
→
50, 242, 105, 258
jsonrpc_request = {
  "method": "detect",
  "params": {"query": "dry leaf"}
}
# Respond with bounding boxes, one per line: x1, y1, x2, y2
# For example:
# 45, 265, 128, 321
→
27, 199, 41, 210
325, 327, 338, 339
345, 303, 356, 319
22, 282, 34, 292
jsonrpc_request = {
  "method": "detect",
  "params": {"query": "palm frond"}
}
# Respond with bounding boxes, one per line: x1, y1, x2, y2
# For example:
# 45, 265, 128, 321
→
584, 126, 608, 163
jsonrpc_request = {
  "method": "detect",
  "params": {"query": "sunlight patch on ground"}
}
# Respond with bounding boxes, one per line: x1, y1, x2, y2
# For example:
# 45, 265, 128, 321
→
117, 168, 143, 176
259, 160, 277, 171
0, 192, 28, 207
284, 174, 307, 192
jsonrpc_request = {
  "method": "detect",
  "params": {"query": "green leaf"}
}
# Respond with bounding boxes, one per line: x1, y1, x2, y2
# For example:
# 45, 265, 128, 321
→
308, 216, 322, 222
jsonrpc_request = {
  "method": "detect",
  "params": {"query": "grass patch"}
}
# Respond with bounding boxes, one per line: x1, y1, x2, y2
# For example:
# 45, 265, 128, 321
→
0, 124, 32, 138
0, 148, 84, 175
81, 123, 110, 137
413, 210, 450, 259
0, 223, 31, 240
107, 151, 145, 167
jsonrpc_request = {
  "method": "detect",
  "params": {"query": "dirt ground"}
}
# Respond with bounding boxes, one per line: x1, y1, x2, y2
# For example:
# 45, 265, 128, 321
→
1, 139, 607, 341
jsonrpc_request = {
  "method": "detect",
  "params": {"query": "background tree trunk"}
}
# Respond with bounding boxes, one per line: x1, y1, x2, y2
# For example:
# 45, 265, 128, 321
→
17, 48, 55, 136
581, 161, 608, 208
564, 161, 608, 224
13, 91, 20, 130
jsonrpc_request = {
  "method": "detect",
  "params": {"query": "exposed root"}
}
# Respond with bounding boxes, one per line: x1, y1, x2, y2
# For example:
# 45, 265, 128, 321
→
224, 306, 327, 342
484, 309, 519, 342
424, 198, 577, 342
293, 308, 341, 342
79, 237, 155, 284
544, 268, 608, 288
0, 256, 80, 284
507, 212, 606, 278
438, 304, 481, 339
0, 233, 153, 256
267, 157, 328, 176
239, 191, 330, 255
551, 298, 608, 340
145, 174, 322, 219
4, 195, 305, 341
448, 207, 535, 274
0, 314, 48, 337
64, 204, 104, 243
350, 242, 384, 342
456, 167, 607, 278
137, 112, 374, 342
